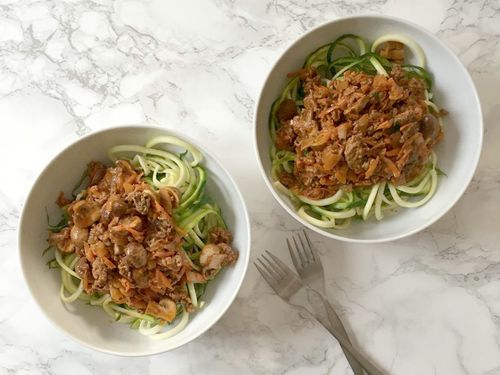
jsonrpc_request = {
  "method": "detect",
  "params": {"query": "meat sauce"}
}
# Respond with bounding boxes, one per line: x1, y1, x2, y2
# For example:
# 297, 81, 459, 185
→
48, 160, 238, 322
275, 65, 444, 200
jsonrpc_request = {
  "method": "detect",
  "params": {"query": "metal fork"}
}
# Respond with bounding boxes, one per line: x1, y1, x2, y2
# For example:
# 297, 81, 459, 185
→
255, 251, 384, 375
287, 231, 365, 375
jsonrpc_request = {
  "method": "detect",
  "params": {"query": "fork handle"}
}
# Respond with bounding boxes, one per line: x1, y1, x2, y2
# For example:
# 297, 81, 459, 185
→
311, 302, 384, 375
323, 300, 366, 375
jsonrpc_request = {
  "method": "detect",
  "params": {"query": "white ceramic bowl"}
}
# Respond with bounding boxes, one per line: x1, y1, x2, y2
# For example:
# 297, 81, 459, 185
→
19, 125, 251, 356
254, 15, 483, 243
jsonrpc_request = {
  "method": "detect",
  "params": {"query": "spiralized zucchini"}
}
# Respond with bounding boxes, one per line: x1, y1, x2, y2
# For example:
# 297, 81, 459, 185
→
54, 136, 227, 339
270, 33, 444, 229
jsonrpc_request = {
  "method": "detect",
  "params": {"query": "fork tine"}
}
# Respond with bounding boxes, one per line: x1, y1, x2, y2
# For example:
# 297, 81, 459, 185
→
298, 231, 314, 263
256, 257, 280, 281
265, 250, 292, 276
254, 261, 276, 286
262, 252, 285, 278
293, 234, 307, 265
287, 238, 301, 271
303, 230, 318, 262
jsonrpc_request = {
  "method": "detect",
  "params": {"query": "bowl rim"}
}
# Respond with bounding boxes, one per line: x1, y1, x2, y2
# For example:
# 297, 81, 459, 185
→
253, 14, 483, 243
18, 124, 251, 356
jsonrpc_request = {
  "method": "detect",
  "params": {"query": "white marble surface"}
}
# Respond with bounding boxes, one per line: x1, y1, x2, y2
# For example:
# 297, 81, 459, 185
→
1, 0, 499, 374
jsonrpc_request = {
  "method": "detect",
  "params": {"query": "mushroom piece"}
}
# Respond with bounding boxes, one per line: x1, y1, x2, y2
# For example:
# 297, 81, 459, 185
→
378, 41, 405, 64
420, 113, 440, 141
200, 244, 226, 279
70, 226, 89, 247
72, 200, 101, 228
145, 299, 177, 322
118, 242, 147, 279
111, 199, 128, 216
199, 244, 221, 267
276, 99, 298, 123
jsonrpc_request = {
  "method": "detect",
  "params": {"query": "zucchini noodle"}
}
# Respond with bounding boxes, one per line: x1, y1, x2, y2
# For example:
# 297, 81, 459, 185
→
374, 181, 386, 221
270, 33, 445, 229
150, 310, 189, 340
362, 183, 380, 220
53, 136, 230, 339
298, 189, 343, 206
368, 56, 388, 76
187, 282, 198, 307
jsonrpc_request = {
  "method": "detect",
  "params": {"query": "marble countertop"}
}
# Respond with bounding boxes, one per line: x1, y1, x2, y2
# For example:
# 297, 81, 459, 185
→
1, 0, 499, 374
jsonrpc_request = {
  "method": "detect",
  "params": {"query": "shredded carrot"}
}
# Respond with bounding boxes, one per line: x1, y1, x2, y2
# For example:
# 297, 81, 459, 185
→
334, 163, 348, 184
365, 157, 380, 179
385, 148, 401, 157
375, 120, 393, 130
84, 243, 95, 263
383, 156, 401, 178
102, 256, 116, 269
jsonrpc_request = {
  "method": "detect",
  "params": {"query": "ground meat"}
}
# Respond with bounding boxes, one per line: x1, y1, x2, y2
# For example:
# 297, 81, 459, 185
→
159, 254, 184, 274
127, 191, 151, 215
75, 257, 92, 291
208, 227, 232, 244
148, 238, 178, 254
147, 216, 176, 241
124, 242, 147, 268
75, 257, 90, 280
344, 135, 368, 172
217, 243, 239, 265
88, 223, 105, 244
118, 258, 132, 279
394, 108, 422, 126
91, 257, 108, 290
